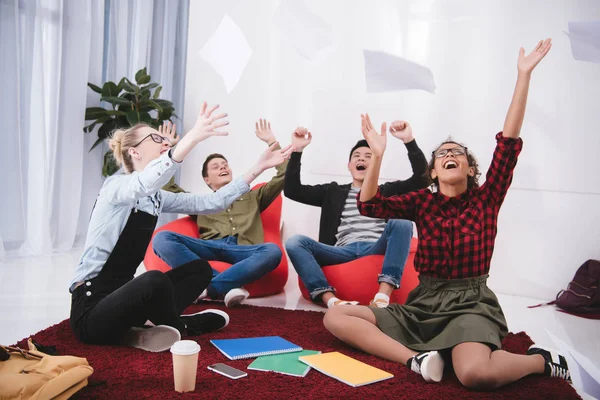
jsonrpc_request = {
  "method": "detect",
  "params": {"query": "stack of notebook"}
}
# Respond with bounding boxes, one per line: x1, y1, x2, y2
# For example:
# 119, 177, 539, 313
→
210, 336, 393, 386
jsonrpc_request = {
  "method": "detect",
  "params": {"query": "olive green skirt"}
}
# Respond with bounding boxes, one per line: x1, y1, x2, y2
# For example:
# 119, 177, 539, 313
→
371, 275, 508, 351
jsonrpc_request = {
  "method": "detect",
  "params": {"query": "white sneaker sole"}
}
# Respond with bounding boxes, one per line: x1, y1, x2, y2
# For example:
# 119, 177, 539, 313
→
421, 351, 444, 383
224, 289, 249, 308
182, 309, 230, 331
125, 325, 181, 352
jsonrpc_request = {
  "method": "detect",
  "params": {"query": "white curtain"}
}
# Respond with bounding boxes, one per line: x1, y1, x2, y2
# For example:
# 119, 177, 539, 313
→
1, 0, 100, 258
0, 0, 190, 259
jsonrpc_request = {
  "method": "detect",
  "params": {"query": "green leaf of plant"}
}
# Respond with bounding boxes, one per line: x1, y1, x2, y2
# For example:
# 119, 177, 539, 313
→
141, 83, 159, 91
135, 68, 146, 82
101, 96, 133, 106
87, 83, 102, 94
126, 110, 152, 126
153, 85, 162, 99
121, 78, 138, 93
106, 110, 127, 116
154, 99, 173, 109
101, 81, 120, 98
139, 99, 163, 112
97, 119, 119, 140
90, 136, 105, 151
116, 77, 127, 93
102, 151, 120, 177
137, 75, 151, 85
83, 115, 112, 133
85, 107, 109, 120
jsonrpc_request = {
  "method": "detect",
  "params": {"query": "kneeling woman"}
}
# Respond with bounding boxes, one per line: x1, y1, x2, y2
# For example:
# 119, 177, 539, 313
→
324, 39, 571, 389
70, 102, 293, 352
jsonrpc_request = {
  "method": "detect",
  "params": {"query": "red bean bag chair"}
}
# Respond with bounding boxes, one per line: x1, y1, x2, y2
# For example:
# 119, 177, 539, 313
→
299, 238, 419, 305
143, 183, 288, 297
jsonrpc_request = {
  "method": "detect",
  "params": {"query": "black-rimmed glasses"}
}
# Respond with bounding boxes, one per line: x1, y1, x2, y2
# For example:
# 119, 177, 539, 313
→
432, 146, 468, 158
132, 133, 169, 147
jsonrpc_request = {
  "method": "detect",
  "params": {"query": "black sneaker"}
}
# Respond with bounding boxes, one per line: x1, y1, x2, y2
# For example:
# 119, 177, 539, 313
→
408, 350, 444, 383
181, 309, 230, 335
527, 345, 572, 382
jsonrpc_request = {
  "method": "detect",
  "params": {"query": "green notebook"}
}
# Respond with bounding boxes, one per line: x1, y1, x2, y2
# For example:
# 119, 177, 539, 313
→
248, 350, 321, 377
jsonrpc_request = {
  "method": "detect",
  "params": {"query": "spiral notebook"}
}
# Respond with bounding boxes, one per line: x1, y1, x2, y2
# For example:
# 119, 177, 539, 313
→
248, 350, 321, 377
210, 336, 302, 360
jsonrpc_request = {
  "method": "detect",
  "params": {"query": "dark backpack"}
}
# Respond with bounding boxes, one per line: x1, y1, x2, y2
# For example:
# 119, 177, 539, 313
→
529, 259, 600, 319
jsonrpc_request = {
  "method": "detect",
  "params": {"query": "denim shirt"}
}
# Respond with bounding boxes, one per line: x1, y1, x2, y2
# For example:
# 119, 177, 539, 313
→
69, 151, 250, 292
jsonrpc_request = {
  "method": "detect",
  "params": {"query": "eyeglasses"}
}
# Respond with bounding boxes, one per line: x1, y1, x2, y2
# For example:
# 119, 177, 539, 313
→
432, 146, 468, 158
132, 133, 169, 147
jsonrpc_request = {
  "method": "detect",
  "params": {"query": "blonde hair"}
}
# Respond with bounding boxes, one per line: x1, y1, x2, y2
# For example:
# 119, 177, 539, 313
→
108, 123, 152, 173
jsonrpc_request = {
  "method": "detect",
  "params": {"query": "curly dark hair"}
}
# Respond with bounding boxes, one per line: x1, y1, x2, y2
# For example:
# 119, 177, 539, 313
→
427, 137, 481, 190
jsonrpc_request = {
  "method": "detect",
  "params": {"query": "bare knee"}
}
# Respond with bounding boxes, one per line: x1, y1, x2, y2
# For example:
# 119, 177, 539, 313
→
323, 306, 349, 335
455, 364, 500, 391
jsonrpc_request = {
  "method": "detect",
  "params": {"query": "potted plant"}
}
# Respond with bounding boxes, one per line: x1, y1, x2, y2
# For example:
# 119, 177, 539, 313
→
83, 67, 177, 176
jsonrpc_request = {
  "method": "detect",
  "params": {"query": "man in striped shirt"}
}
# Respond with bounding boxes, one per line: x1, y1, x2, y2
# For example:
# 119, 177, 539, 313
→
284, 121, 429, 308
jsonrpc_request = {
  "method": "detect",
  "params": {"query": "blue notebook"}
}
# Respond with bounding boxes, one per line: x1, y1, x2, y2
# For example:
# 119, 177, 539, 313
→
210, 336, 303, 360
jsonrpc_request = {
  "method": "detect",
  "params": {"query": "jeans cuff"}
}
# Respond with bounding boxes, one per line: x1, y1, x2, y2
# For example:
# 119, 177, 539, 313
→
378, 274, 400, 289
310, 286, 335, 300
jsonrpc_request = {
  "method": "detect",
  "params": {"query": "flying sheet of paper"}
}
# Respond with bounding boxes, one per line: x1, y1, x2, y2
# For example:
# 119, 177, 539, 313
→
565, 21, 600, 63
546, 329, 600, 399
199, 15, 252, 93
363, 50, 436, 94
273, 0, 333, 63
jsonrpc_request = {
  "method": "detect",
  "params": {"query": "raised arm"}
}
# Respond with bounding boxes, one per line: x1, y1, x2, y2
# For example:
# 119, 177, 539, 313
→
104, 103, 229, 205
170, 102, 229, 162
283, 127, 328, 206
253, 119, 288, 211
358, 114, 386, 202
160, 176, 250, 215
502, 38, 552, 139
358, 114, 419, 220
380, 120, 429, 196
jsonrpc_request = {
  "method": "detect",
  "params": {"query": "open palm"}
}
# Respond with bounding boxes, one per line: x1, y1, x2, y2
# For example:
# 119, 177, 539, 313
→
361, 114, 386, 157
255, 118, 276, 144
257, 143, 294, 169
518, 38, 552, 74
159, 121, 178, 145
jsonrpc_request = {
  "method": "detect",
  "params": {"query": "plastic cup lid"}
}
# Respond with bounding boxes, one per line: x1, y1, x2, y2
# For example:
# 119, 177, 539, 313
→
170, 340, 201, 355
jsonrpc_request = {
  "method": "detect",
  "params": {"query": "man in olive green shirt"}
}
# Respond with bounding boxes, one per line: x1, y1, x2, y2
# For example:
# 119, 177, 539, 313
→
153, 119, 287, 307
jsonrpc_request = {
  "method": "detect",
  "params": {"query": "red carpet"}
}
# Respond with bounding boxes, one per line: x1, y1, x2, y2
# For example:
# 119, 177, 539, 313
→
16, 304, 580, 400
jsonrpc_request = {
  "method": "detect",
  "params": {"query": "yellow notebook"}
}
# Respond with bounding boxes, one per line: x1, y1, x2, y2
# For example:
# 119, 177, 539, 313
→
298, 352, 394, 387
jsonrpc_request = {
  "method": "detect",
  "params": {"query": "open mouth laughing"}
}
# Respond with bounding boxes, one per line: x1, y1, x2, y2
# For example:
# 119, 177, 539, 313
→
443, 160, 458, 170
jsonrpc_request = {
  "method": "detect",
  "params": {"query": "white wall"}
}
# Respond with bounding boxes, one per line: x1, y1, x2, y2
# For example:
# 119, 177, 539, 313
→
182, 0, 600, 300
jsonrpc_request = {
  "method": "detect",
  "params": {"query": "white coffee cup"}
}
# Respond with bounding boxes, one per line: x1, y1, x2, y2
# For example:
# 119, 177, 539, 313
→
170, 340, 201, 393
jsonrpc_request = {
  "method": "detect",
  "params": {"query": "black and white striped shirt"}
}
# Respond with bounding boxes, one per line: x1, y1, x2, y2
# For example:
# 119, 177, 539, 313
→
335, 187, 386, 246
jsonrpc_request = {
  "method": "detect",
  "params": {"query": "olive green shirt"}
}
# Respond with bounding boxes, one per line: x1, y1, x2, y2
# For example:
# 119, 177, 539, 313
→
163, 160, 288, 245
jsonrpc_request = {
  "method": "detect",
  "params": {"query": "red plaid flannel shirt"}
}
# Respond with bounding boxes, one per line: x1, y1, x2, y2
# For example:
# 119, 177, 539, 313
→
358, 132, 523, 279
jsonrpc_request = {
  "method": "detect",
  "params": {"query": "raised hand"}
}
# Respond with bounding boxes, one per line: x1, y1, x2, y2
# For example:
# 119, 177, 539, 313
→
389, 120, 413, 144
255, 118, 276, 144
291, 127, 312, 152
257, 143, 295, 170
159, 120, 179, 145
361, 114, 386, 158
518, 38, 552, 75
188, 101, 229, 142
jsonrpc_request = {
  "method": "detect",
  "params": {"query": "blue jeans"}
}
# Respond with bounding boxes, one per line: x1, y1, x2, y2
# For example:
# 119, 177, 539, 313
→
152, 232, 282, 299
285, 219, 413, 300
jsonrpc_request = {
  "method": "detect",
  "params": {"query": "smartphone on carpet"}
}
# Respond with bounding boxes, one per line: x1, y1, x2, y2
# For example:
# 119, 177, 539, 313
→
208, 363, 248, 379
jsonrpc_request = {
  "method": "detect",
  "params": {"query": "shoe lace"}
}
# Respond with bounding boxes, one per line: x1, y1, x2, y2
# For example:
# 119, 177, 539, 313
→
410, 355, 423, 375
550, 363, 571, 381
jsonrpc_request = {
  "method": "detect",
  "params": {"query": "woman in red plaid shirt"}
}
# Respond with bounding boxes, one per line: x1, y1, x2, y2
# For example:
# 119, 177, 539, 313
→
324, 39, 572, 389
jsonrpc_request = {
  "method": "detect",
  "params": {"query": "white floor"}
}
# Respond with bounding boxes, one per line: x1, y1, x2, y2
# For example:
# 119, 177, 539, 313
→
1, 248, 598, 398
